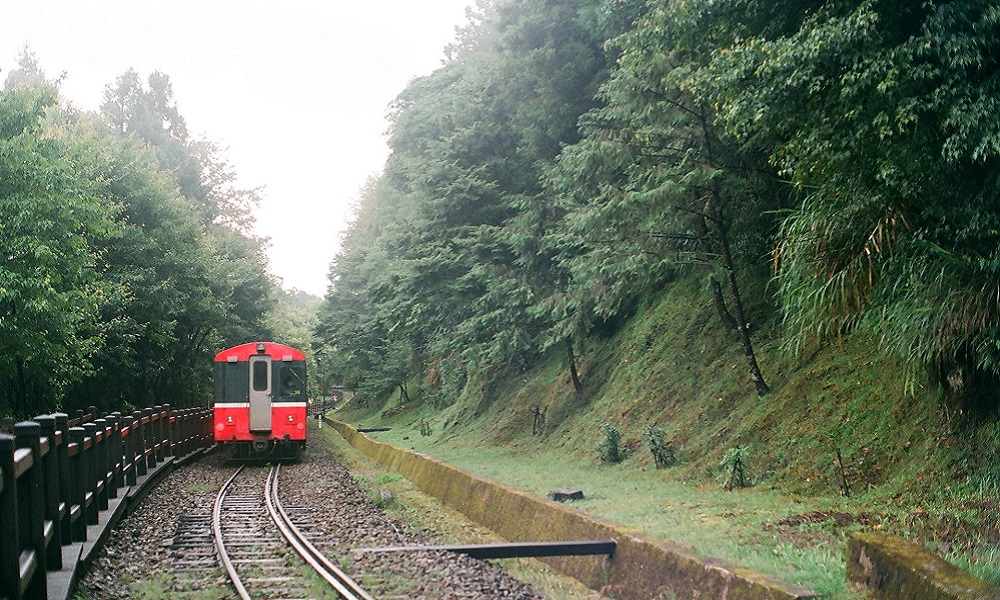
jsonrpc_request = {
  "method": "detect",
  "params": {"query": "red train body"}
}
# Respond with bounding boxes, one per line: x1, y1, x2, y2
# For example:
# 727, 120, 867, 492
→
213, 341, 307, 460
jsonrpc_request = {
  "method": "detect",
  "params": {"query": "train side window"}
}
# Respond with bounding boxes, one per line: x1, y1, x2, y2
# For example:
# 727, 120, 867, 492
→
252, 361, 269, 391
279, 366, 303, 399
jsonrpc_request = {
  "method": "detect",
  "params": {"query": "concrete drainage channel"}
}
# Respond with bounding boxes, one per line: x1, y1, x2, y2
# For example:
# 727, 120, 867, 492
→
327, 419, 817, 600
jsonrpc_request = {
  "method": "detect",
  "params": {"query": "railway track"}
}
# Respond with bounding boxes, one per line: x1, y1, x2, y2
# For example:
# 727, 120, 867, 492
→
213, 464, 374, 600
79, 430, 545, 599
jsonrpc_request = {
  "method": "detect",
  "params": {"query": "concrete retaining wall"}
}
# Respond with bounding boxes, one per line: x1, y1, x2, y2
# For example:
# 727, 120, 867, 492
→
848, 533, 1000, 600
330, 419, 817, 600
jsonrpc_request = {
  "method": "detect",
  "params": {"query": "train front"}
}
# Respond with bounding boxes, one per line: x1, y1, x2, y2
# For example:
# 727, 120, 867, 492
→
213, 341, 308, 460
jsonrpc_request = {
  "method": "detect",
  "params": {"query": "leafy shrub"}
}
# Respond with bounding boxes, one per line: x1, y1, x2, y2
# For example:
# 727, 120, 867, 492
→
644, 425, 677, 468
597, 422, 623, 463
720, 446, 751, 490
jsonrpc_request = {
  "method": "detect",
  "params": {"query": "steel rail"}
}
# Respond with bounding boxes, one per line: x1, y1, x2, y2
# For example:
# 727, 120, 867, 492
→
266, 464, 375, 600
212, 465, 253, 600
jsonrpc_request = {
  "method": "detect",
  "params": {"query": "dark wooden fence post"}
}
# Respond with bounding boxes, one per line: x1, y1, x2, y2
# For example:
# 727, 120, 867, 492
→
92, 418, 110, 511
174, 409, 184, 457
32, 414, 63, 570
121, 415, 136, 486
106, 413, 123, 493
53, 413, 74, 545
157, 405, 168, 462
185, 409, 190, 456
14, 421, 48, 599
195, 408, 205, 451
68, 426, 92, 533
1, 433, 20, 600
82, 422, 101, 523
174, 408, 180, 453
133, 410, 148, 477
150, 406, 160, 464
190, 409, 199, 454
188, 408, 199, 454
162, 404, 173, 458
142, 408, 155, 470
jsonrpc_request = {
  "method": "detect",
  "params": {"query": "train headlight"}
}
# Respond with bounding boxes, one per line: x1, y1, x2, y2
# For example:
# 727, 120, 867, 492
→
287, 415, 294, 423
226, 416, 234, 424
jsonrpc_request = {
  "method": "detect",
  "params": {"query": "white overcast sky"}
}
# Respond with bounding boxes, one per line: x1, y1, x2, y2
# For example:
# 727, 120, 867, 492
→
1, 0, 475, 296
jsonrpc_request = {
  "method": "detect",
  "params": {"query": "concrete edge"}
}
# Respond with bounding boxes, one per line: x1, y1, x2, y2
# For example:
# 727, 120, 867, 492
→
847, 532, 1000, 600
328, 418, 818, 600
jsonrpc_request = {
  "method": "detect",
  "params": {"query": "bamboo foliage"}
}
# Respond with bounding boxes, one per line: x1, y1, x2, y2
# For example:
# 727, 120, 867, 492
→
776, 194, 909, 348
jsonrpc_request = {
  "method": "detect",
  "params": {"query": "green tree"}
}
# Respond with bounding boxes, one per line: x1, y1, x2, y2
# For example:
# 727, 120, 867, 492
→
316, 0, 627, 405
89, 68, 276, 407
383, 0, 612, 377
63, 121, 221, 407
545, 0, 786, 396
694, 0, 1000, 406
315, 188, 385, 402
0, 54, 117, 414
0, 54, 275, 415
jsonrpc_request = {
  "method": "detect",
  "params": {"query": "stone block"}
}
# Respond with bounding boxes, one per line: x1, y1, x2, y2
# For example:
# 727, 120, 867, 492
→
551, 488, 584, 502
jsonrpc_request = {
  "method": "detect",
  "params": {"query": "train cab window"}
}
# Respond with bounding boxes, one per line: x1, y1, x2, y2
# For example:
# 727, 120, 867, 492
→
279, 366, 304, 399
252, 361, 269, 392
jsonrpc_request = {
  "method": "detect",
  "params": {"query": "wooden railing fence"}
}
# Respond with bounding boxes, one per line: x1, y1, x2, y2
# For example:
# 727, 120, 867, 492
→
0, 405, 213, 600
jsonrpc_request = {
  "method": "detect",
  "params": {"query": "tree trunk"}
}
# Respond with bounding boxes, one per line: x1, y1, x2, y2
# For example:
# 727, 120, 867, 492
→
566, 340, 582, 393
710, 275, 738, 332
696, 106, 769, 397
398, 381, 410, 403
695, 208, 738, 333
716, 213, 770, 397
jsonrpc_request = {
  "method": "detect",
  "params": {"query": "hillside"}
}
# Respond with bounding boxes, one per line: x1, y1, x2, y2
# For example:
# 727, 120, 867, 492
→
318, 2, 1000, 596
337, 273, 1000, 598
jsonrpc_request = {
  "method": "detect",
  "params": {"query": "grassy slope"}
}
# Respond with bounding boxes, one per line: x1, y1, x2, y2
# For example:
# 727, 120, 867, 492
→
339, 275, 1000, 598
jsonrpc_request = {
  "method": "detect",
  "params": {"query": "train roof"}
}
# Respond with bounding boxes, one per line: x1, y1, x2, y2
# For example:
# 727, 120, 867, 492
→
214, 342, 306, 362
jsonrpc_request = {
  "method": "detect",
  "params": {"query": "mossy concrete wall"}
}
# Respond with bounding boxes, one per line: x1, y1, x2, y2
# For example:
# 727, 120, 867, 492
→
848, 532, 1000, 600
330, 419, 816, 600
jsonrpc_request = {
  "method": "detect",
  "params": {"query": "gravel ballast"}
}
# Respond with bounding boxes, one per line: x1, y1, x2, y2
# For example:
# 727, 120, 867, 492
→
75, 424, 544, 599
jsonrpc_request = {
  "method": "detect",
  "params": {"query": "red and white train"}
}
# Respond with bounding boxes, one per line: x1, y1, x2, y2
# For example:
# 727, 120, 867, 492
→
213, 341, 308, 460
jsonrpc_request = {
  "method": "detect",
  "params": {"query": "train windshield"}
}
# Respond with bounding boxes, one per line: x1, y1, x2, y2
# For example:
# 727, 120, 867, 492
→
278, 365, 305, 400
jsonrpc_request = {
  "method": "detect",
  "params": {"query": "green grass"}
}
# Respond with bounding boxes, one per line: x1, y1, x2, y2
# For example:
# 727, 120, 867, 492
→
351, 471, 406, 508
360, 429, 863, 597
338, 274, 999, 598
127, 572, 235, 600
184, 483, 217, 493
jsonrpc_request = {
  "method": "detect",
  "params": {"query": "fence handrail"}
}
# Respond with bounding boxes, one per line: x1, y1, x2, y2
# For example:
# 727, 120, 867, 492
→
0, 404, 214, 600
